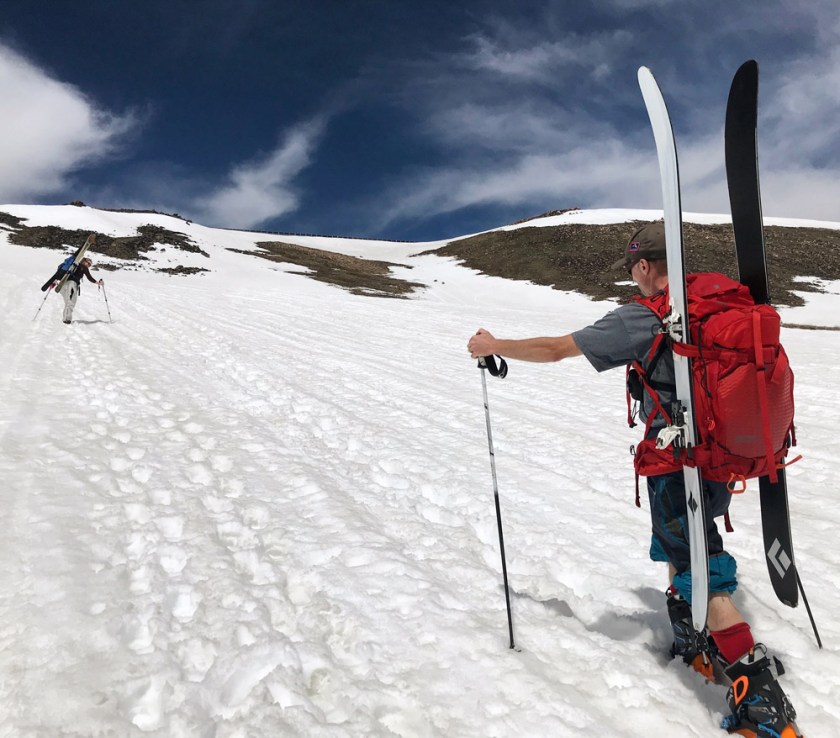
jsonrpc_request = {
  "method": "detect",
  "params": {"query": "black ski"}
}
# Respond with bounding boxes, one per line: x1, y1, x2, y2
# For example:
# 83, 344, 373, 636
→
725, 60, 800, 608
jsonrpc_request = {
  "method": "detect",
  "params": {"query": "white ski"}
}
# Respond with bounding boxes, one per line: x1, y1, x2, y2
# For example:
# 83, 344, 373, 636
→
638, 66, 710, 632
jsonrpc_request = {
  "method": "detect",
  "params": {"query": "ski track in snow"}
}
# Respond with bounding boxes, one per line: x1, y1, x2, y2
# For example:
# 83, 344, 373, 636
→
1, 221, 840, 737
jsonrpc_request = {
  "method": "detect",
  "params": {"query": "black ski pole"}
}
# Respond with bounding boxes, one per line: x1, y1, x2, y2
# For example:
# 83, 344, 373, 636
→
796, 568, 823, 649
100, 284, 112, 322
33, 283, 54, 321
478, 354, 518, 650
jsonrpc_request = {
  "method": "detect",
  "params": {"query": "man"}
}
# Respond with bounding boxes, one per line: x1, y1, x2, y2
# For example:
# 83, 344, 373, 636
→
44, 257, 103, 324
467, 222, 799, 737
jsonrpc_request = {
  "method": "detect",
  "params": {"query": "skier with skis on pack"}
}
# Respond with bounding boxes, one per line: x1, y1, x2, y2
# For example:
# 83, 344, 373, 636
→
42, 256, 104, 324
466, 222, 800, 738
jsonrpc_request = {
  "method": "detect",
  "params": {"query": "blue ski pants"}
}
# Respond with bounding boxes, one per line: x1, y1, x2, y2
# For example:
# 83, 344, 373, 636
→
647, 470, 738, 605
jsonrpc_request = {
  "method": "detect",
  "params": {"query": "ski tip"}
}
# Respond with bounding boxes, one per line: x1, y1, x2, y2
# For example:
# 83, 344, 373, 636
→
731, 59, 759, 90
726, 60, 759, 130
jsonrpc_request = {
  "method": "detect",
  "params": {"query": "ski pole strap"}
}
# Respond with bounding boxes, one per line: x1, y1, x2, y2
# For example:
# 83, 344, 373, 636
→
478, 355, 508, 378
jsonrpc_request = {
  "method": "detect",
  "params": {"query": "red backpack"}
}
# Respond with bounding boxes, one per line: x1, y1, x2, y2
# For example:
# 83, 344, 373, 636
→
629, 272, 797, 491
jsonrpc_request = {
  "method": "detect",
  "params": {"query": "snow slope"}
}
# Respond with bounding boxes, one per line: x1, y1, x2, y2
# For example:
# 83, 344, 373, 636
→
1, 205, 838, 737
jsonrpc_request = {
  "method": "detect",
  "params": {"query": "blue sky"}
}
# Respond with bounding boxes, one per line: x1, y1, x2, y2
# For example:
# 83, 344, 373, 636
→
1, 1, 838, 240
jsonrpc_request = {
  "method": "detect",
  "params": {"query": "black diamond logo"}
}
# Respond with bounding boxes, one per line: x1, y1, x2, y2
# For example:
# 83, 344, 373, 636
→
688, 493, 698, 514
767, 539, 793, 579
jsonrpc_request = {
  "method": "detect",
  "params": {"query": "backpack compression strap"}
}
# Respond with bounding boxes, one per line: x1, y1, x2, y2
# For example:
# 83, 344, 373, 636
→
752, 311, 778, 483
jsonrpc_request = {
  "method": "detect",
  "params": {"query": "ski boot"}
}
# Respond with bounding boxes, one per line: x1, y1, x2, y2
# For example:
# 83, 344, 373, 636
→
721, 644, 802, 737
666, 586, 721, 682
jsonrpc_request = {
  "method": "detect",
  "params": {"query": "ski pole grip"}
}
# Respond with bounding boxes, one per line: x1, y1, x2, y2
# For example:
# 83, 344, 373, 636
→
478, 355, 508, 378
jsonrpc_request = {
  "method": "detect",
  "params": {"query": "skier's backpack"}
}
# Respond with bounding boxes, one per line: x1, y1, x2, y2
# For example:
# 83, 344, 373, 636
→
40, 255, 77, 292
629, 272, 796, 490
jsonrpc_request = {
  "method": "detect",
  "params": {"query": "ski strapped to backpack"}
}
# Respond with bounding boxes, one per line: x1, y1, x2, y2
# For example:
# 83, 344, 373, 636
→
54, 233, 96, 294
628, 272, 799, 492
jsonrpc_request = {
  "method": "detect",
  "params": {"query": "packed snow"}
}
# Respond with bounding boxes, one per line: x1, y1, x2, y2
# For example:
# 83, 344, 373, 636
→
0, 205, 838, 737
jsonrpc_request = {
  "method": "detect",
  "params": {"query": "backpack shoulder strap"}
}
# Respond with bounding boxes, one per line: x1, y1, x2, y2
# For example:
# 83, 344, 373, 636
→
632, 289, 670, 372
625, 289, 672, 428
634, 287, 670, 320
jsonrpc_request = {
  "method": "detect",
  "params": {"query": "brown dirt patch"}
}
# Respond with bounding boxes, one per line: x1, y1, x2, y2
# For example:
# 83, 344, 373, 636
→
426, 220, 840, 306
155, 265, 210, 276
238, 241, 425, 298
4, 217, 207, 265
7, 208, 840, 303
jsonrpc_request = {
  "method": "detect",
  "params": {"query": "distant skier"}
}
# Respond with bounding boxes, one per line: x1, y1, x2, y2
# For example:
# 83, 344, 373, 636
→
467, 222, 799, 737
42, 256, 104, 324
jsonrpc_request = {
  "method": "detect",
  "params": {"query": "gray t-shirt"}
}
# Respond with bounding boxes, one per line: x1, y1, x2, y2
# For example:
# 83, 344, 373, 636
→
571, 300, 675, 426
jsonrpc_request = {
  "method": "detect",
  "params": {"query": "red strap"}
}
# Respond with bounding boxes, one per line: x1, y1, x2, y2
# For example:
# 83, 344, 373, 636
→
644, 385, 671, 429
752, 311, 778, 482
724, 511, 734, 533
627, 357, 674, 430
635, 353, 672, 426
779, 453, 803, 469
647, 331, 665, 363
673, 341, 776, 366
672, 342, 706, 359
727, 473, 748, 494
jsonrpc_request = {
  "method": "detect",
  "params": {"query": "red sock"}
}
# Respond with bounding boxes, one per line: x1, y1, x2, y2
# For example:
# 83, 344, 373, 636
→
711, 622, 755, 664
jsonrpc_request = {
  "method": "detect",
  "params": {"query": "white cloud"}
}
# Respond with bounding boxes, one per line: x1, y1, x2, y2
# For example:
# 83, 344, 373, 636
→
359, 22, 659, 231
766, 44, 840, 165
463, 36, 579, 82
361, 3, 840, 234
461, 29, 633, 86
760, 168, 840, 221
375, 137, 662, 231
0, 43, 136, 202
193, 118, 326, 229
423, 102, 581, 153
605, 0, 677, 8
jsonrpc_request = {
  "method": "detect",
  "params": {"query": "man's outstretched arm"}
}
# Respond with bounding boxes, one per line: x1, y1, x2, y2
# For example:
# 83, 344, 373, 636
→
467, 328, 582, 363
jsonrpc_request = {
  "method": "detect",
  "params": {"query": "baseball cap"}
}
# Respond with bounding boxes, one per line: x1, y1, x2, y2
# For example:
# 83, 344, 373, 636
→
611, 222, 667, 271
